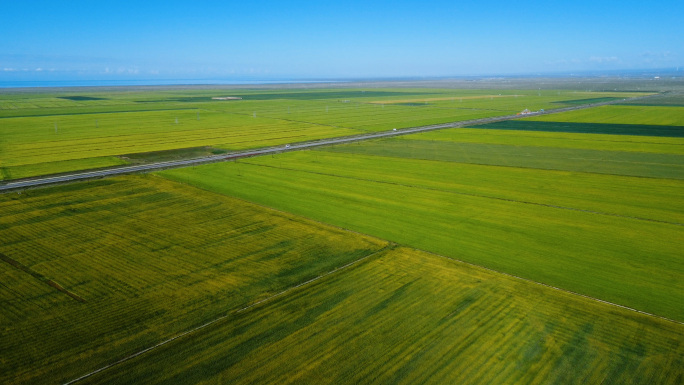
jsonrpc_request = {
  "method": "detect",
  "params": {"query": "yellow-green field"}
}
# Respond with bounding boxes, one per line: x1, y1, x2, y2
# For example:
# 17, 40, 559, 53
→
80, 247, 684, 385
0, 175, 386, 384
0, 88, 644, 180
525, 105, 684, 126
161, 138, 684, 321
1, 86, 682, 384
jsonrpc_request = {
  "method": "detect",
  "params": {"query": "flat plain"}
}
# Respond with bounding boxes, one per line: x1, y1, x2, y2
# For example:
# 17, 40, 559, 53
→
1, 85, 683, 384
80, 247, 684, 385
0, 175, 386, 384
0, 88, 642, 180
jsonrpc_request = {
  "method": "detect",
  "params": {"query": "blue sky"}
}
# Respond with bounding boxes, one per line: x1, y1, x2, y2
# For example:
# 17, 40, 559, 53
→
1, 0, 682, 81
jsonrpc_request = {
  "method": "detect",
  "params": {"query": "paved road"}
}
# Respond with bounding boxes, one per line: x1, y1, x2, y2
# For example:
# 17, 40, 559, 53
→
0, 94, 658, 193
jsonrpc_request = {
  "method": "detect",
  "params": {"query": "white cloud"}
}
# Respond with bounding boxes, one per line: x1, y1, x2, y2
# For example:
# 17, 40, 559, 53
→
588, 56, 619, 64
640, 51, 672, 58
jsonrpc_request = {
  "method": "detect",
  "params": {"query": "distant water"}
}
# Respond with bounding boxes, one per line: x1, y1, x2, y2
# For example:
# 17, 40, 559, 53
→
0, 79, 341, 89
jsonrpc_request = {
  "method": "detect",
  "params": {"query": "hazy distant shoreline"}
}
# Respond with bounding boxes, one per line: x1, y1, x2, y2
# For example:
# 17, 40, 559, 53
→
1, 73, 682, 93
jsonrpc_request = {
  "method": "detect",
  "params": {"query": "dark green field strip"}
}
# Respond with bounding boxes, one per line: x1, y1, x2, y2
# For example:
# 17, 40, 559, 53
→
242, 151, 684, 225
161, 161, 684, 321
78, 248, 684, 385
472, 120, 684, 137
58, 96, 109, 101
407, 127, 684, 155
0, 176, 387, 384
324, 139, 684, 179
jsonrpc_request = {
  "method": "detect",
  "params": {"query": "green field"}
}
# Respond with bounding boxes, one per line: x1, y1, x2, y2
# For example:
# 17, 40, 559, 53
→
524, 105, 684, 126
325, 139, 684, 179
0, 88, 644, 180
160, 130, 684, 321
473, 104, 684, 137
2, 86, 683, 384
80, 247, 684, 385
400, 126, 684, 154
472, 121, 684, 137
0, 175, 386, 384
624, 93, 684, 107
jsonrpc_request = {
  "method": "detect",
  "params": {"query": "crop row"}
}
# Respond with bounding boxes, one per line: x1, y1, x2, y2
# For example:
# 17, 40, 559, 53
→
410, 127, 684, 154
241, 150, 684, 224
525, 105, 684, 126
0, 176, 387, 384
324, 138, 684, 179
160, 142, 684, 321
80, 247, 684, 385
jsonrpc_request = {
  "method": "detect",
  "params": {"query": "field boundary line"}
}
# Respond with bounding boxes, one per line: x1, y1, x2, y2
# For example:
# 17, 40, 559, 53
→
241, 162, 684, 227
421, 249, 684, 326
155, 174, 394, 241
62, 244, 393, 385
0, 252, 86, 303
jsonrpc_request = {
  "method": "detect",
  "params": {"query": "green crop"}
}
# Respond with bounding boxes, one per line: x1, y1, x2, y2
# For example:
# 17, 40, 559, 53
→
161, 136, 684, 321
0, 175, 386, 384
80, 247, 684, 385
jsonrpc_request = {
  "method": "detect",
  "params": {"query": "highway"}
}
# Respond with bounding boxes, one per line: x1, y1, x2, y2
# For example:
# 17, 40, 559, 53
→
0, 94, 657, 193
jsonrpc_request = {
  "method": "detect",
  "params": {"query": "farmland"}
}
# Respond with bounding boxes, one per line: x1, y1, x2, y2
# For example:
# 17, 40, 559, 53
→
0, 175, 386, 384
0, 88, 645, 180
1, 84, 683, 384
80, 247, 684, 385
160, 109, 684, 321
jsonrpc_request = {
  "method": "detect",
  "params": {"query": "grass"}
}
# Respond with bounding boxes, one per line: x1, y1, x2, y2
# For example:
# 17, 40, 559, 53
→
0, 175, 387, 384
79, 247, 684, 385
160, 143, 684, 321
